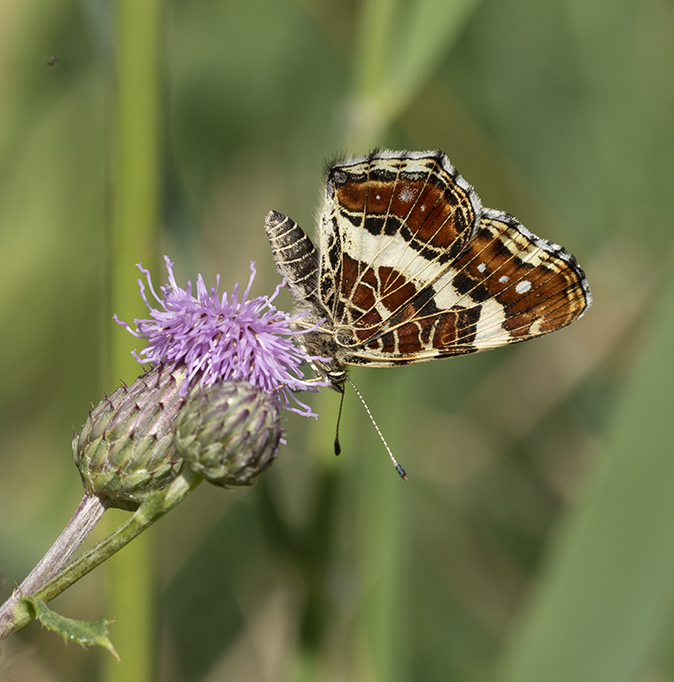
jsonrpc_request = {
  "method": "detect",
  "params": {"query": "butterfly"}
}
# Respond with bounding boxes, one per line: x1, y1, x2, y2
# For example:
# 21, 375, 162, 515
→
264, 149, 591, 389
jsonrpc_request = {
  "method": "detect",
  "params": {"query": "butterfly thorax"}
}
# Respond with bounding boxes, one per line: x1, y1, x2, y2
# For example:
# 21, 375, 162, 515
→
292, 317, 348, 388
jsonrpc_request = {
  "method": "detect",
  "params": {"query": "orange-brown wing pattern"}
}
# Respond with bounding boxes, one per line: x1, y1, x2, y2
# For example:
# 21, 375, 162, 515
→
314, 151, 590, 366
318, 150, 482, 337
341, 208, 591, 366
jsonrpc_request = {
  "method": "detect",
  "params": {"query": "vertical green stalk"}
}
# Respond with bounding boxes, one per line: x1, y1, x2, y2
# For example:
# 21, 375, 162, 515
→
342, 3, 481, 678
347, 0, 399, 153
106, 0, 162, 680
354, 373, 406, 682
353, 0, 399, 100
346, 0, 480, 152
343, 6, 407, 681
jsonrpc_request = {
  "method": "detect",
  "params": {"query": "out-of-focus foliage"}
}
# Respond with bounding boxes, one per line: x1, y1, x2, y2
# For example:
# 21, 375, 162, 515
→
1, 0, 674, 681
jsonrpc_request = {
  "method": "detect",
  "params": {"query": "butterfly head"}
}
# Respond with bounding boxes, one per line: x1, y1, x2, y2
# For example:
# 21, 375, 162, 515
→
293, 325, 348, 390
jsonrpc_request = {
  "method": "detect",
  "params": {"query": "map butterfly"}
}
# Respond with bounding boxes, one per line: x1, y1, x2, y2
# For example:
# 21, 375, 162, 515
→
264, 149, 591, 392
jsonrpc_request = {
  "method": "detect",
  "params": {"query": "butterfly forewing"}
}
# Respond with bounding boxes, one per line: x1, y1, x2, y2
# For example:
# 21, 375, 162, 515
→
323, 152, 482, 339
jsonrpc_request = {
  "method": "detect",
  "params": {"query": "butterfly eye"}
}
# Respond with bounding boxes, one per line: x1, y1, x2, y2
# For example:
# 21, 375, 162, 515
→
335, 328, 356, 345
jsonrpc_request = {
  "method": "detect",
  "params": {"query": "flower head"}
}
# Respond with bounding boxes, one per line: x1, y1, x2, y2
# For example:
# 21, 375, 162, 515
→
115, 257, 326, 417
74, 364, 187, 510
175, 381, 282, 487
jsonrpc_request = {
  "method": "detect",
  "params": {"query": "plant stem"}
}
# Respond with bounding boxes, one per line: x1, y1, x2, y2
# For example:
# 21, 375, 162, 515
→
346, 0, 398, 152
0, 494, 107, 639
107, 0, 163, 676
0, 471, 201, 642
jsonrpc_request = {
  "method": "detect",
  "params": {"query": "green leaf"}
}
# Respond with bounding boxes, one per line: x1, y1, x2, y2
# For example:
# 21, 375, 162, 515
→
351, 0, 481, 141
382, 0, 481, 119
499, 265, 674, 682
22, 595, 119, 661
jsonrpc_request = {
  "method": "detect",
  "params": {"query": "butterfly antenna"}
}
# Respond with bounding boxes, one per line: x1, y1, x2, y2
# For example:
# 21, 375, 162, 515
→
334, 386, 345, 456
346, 377, 407, 480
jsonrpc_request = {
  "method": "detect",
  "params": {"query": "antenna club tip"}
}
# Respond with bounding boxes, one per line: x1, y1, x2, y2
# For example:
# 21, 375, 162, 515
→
347, 376, 408, 481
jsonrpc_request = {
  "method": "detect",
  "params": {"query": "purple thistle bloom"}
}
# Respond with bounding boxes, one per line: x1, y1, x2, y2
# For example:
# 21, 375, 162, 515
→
115, 257, 328, 417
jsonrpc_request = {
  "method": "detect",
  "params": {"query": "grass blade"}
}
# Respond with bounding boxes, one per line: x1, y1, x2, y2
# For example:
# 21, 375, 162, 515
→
500, 266, 674, 682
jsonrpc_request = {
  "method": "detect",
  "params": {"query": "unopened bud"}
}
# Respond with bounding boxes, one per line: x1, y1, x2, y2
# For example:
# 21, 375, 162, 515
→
73, 364, 187, 511
174, 381, 281, 487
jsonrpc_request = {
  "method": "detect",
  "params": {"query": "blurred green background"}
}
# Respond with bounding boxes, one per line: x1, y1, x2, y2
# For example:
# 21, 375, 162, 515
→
2, 0, 674, 680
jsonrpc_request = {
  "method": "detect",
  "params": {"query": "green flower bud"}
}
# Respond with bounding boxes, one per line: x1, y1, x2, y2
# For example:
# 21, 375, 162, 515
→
73, 364, 187, 511
174, 381, 281, 487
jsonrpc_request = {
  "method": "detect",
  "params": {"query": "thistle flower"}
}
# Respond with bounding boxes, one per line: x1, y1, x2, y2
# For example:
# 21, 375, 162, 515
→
115, 256, 327, 416
2, 258, 329, 650
73, 258, 326, 509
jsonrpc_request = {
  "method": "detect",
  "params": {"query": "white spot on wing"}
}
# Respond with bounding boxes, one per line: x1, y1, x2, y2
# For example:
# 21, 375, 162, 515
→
516, 280, 532, 294
499, 275, 509, 283
398, 186, 417, 203
477, 262, 486, 273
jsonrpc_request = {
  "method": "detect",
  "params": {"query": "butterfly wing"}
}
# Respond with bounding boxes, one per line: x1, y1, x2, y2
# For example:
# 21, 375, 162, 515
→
318, 151, 591, 366
318, 150, 480, 334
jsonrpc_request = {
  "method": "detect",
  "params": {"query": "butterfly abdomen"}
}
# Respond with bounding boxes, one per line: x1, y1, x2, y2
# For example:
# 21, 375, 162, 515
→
264, 211, 321, 306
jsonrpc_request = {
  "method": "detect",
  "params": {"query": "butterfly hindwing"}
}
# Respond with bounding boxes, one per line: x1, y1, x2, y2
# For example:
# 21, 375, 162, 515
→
340, 208, 591, 366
